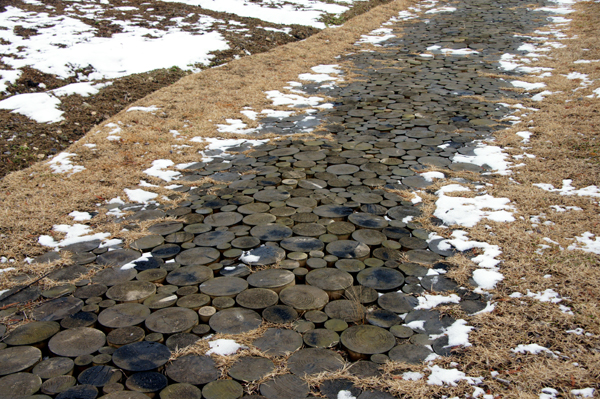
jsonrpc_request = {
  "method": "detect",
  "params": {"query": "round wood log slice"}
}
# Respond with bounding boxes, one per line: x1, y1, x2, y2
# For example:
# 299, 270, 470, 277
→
250, 224, 293, 241
326, 240, 370, 259
148, 221, 184, 236
166, 265, 214, 286
202, 379, 243, 399
98, 303, 151, 329
55, 384, 98, 399
92, 267, 137, 287
151, 244, 181, 259
303, 329, 340, 348
166, 355, 219, 385
165, 333, 200, 352
324, 300, 366, 323
42, 284, 77, 299
74, 284, 108, 299
145, 307, 198, 334
175, 248, 221, 266
313, 205, 353, 219
352, 230, 387, 246
231, 236, 261, 249
209, 308, 262, 334
405, 249, 442, 265
107, 326, 146, 348
236, 288, 279, 310
420, 275, 458, 293
144, 293, 178, 310
388, 344, 432, 364
378, 292, 419, 314
126, 372, 168, 393
48, 328, 106, 357
327, 221, 356, 237
340, 325, 396, 356
61, 312, 97, 329
262, 305, 298, 324
306, 269, 353, 296
112, 341, 171, 372
0, 346, 42, 375
3, 321, 60, 346
101, 390, 148, 399
238, 203, 270, 215
254, 190, 290, 203
288, 348, 345, 376
159, 383, 202, 399
252, 328, 303, 357
136, 269, 168, 283
96, 249, 142, 268
193, 231, 235, 247
78, 366, 121, 387
240, 246, 286, 266
131, 235, 164, 251
204, 212, 244, 227
365, 309, 401, 329
260, 374, 309, 399
280, 237, 324, 252
335, 259, 365, 273
32, 297, 84, 321
229, 357, 275, 382
243, 213, 276, 226
348, 213, 388, 230
292, 223, 326, 237
0, 373, 42, 398
200, 277, 248, 298
32, 357, 74, 379
280, 285, 329, 311
357, 267, 404, 291
176, 294, 210, 310
247, 269, 295, 292
344, 286, 378, 304
106, 281, 156, 303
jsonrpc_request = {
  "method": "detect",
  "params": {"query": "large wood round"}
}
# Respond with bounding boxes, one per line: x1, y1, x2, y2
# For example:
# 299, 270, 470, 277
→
149, 221, 183, 236
348, 213, 388, 229
388, 344, 432, 364
3, 321, 60, 346
252, 328, 303, 356
106, 281, 156, 303
74, 284, 108, 299
166, 355, 219, 385
193, 231, 235, 247
98, 303, 151, 329
32, 357, 74, 379
262, 305, 298, 324
313, 205, 353, 219
357, 267, 405, 291
144, 293, 178, 309
32, 297, 84, 321
200, 277, 248, 298
112, 341, 171, 372
280, 237, 324, 252
0, 373, 42, 398
341, 325, 396, 357
250, 224, 293, 241
107, 326, 146, 348
247, 269, 295, 292
92, 267, 137, 286
229, 357, 275, 382
280, 285, 329, 311
126, 371, 168, 393
326, 240, 370, 259
209, 308, 262, 334
78, 366, 121, 387
240, 246, 286, 266
101, 391, 148, 399
0, 346, 42, 375
202, 379, 243, 399
203, 212, 243, 227
378, 292, 418, 314
60, 311, 97, 329
260, 374, 309, 399
236, 288, 279, 310
159, 383, 202, 399
324, 300, 366, 323
306, 269, 353, 297
48, 328, 106, 357
42, 375, 76, 395
303, 329, 340, 348
145, 307, 198, 334
166, 265, 213, 286
288, 348, 345, 376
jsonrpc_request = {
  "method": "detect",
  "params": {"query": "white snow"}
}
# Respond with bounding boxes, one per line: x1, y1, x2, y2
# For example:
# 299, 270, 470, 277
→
216, 119, 256, 134
47, 152, 86, 175
0, 92, 63, 123
402, 372, 424, 381
571, 388, 595, 398
511, 80, 547, 90
452, 145, 512, 175
533, 179, 600, 198
420, 171, 445, 182
265, 90, 324, 107
567, 232, 600, 254
206, 339, 245, 355
516, 131, 532, 143
240, 251, 260, 264
337, 391, 357, 399
144, 159, 181, 182
472, 269, 504, 290
427, 365, 480, 386
526, 289, 563, 303
38, 224, 110, 248
426, 45, 479, 55
512, 344, 556, 356
127, 105, 160, 113
123, 188, 158, 203
415, 294, 461, 310
69, 211, 92, 221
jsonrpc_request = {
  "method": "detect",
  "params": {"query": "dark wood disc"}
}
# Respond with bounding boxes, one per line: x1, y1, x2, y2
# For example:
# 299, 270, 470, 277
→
280, 285, 329, 311
0, 373, 42, 398
145, 307, 198, 334
253, 190, 290, 203
130, 235, 164, 251
32, 357, 74, 379
352, 230, 387, 246
100, 390, 147, 399
388, 344, 432, 364
78, 366, 121, 387
378, 292, 419, 314
202, 379, 243, 399
238, 203, 270, 215
327, 221, 356, 237
158, 383, 203, 399
200, 277, 248, 298
97, 249, 142, 267
151, 244, 181, 259
280, 237, 324, 252
303, 329, 340, 348
136, 269, 168, 283
204, 212, 243, 227
247, 269, 295, 292
306, 269, 353, 294
32, 297, 84, 321
0, 346, 42, 375
348, 213, 388, 229
107, 326, 146, 348
184, 223, 211, 234
144, 293, 178, 309
291, 223, 326, 237
240, 246, 286, 266
243, 213, 276, 226
340, 325, 396, 355
60, 312, 97, 329
260, 374, 309, 399
326, 240, 370, 259
324, 300, 366, 323
165, 333, 200, 352
236, 288, 279, 310
209, 308, 262, 334
405, 249, 442, 265
357, 267, 404, 291
262, 305, 298, 324
250, 224, 293, 241
166, 265, 214, 286
288, 348, 345, 376
335, 259, 365, 273
98, 303, 150, 329
175, 247, 221, 266
366, 309, 401, 328
126, 372, 168, 393
231, 236, 261, 249
252, 328, 303, 356
3, 321, 60, 346
112, 341, 171, 371
106, 281, 156, 303
92, 267, 137, 286
372, 247, 403, 262
148, 221, 183, 236
176, 294, 210, 310
166, 355, 219, 385
48, 327, 106, 357
313, 205, 353, 218
42, 284, 77, 299
74, 284, 108, 299
229, 356, 275, 382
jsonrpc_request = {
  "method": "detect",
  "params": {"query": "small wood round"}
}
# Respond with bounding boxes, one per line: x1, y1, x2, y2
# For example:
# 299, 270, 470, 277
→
335, 259, 365, 273
32, 297, 84, 321
324, 300, 366, 323
126, 372, 168, 393
209, 308, 262, 334
390, 325, 414, 339
48, 328, 106, 358
212, 296, 235, 310
378, 292, 418, 314
151, 244, 181, 259
42, 375, 76, 395
340, 325, 396, 357
107, 326, 146, 348
405, 249, 442, 265
177, 294, 210, 310
231, 236, 261, 249
166, 355, 219, 385
252, 328, 303, 356
92, 267, 137, 286
166, 265, 214, 286
112, 341, 171, 372
327, 221, 356, 237
200, 277, 248, 298
324, 319, 348, 332
203, 212, 243, 227
159, 383, 202, 399
98, 303, 151, 329
145, 307, 198, 334
240, 245, 286, 266
0, 346, 42, 375
303, 329, 340, 348
357, 267, 405, 291
306, 269, 353, 298
175, 248, 221, 266
372, 247, 402, 262
78, 366, 121, 387
136, 269, 168, 283
3, 321, 60, 346
247, 269, 295, 293
326, 240, 370, 259
193, 231, 235, 247
236, 289, 279, 310
288, 348, 345, 376
0, 373, 42, 398
42, 284, 77, 299
280, 237, 324, 252
229, 357, 275, 382
260, 374, 309, 399
61, 312, 97, 329
280, 285, 329, 311
32, 357, 74, 379
262, 305, 298, 324
202, 379, 243, 399
250, 224, 293, 241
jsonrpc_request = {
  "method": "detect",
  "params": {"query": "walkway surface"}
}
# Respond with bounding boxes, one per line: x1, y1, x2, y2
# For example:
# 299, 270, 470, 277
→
0, 0, 597, 397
